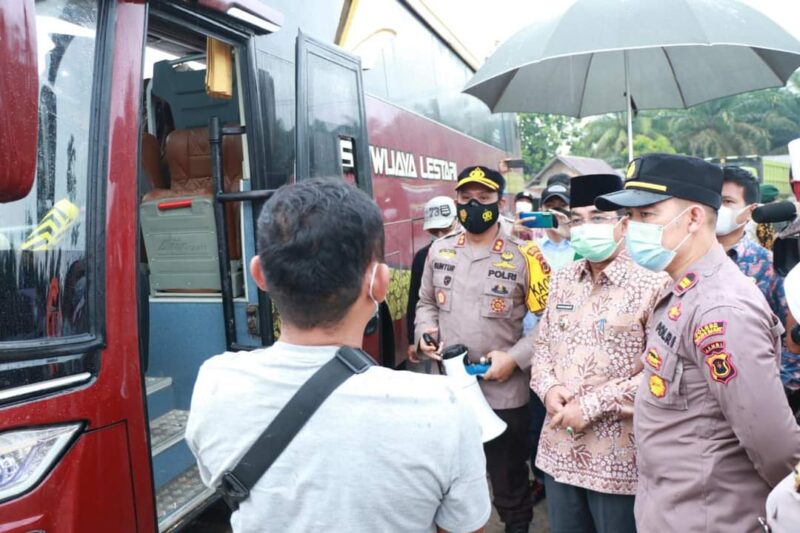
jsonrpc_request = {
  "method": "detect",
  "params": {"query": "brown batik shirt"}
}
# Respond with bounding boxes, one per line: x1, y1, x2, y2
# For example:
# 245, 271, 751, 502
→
530, 254, 668, 495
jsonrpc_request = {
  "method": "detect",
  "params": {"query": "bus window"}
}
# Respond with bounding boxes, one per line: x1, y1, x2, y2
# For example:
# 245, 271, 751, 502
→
297, 34, 370, 193
0, 0, 98, 342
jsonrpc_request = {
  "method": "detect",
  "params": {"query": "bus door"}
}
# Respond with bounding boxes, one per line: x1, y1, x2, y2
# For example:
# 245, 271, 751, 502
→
136, 3, 282, 529
293, 32, 395, 364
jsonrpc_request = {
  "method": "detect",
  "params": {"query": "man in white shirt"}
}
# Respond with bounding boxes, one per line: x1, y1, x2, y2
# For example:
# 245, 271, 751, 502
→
186, 178, 490, 533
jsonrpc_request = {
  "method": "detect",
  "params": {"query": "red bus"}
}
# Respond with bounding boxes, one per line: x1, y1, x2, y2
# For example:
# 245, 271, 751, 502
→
0, 0, 518, 530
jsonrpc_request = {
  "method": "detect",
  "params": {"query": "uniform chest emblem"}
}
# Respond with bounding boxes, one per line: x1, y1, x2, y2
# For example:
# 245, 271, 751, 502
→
649, 375, 667, 398
443, 275, 452, 286
491, 284, 509, 295
646, 348, 663, 371
705, 351, 737, 385
674, 272, 698, 295
490, 298, 507, 314
667, 303, 681, 321
501, 251, 514, 261
493, 260, 517, 270
436, 290, 447, 305
693, 321, 726, 346
439, 248, 456, 259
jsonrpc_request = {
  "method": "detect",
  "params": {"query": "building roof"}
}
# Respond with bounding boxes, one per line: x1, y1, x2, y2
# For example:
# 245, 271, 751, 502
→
529, 155, 617, 186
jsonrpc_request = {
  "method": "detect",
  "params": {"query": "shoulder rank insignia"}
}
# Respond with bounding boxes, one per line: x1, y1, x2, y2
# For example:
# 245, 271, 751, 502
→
456, 233, 466, 247
439, 248, 456, 259
649, 375, 667, 398
674, 272, 698, 295
645, 347, 663, 371
693, 321, 726, 346
705, 351, 737, 384
667, 303, 681, 321
492, 238, 504, 253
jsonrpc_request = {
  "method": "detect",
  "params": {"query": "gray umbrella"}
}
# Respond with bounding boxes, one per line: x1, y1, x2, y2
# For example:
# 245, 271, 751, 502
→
464, 0, 800, 160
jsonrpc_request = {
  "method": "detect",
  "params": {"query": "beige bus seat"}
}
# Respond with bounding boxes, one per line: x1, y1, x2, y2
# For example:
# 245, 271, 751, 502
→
140, 127, 243, 294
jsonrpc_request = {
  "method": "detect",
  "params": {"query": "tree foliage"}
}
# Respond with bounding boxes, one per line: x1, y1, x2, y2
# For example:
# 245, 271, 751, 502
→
517, 113, 580, 175
568, 73, 800, 166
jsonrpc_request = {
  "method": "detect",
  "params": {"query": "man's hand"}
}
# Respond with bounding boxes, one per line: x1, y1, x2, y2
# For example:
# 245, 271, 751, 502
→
407, 344, 420, 363
549, 400, 588, 433
482, 350, 517, 382
544, 385, 573, 417
512, 212, 536, 239
418, 327, 442, 361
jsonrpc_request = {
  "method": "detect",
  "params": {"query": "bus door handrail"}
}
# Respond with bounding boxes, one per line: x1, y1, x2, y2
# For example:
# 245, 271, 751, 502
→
209, 116, 276, 352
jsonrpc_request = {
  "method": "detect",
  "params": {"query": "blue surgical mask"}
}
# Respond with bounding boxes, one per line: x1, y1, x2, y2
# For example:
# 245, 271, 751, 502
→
569, 220, 622, 263
626, 208, 692, 272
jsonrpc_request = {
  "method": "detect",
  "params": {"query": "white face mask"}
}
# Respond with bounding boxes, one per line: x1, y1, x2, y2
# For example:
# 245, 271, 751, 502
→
715, 205, 749, 236
515, 202, 533, 214
368, 263, 381, 315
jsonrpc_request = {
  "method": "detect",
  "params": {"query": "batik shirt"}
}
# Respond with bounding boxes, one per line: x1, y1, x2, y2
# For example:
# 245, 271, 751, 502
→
530, 255, 669, 494
728, 235, 800, 390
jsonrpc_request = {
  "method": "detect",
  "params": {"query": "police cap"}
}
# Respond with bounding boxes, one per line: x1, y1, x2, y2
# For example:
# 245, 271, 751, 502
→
595, 153, 722, 211
457, 165, 505, 193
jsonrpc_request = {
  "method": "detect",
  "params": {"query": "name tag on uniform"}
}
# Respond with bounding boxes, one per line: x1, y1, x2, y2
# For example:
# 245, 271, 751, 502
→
556, 303, 574, 311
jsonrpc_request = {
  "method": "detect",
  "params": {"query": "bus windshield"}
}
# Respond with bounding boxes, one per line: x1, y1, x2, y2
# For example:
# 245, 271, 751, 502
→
0, 0, 98, 343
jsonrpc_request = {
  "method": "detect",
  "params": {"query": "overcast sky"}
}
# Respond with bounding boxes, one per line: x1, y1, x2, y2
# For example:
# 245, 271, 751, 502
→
426, 0, 800, 65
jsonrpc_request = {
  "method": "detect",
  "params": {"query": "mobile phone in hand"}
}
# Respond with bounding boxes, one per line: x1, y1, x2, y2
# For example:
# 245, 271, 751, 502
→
520, 211, 557, 229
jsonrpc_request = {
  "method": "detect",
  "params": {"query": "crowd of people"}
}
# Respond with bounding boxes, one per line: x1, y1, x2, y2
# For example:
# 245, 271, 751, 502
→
185, 152, 800, 533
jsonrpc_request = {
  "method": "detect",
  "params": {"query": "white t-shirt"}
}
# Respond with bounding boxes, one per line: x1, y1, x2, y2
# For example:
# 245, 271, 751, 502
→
186, 342, 491, 533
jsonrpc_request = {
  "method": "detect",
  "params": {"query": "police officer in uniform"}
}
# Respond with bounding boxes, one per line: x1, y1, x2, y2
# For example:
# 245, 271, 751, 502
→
596, 153, 800, 533
415, 165, 551, 533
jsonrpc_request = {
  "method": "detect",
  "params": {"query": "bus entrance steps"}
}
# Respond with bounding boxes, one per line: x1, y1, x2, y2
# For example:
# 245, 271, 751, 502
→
156, 464, 215, 531
150, 409, 188, 455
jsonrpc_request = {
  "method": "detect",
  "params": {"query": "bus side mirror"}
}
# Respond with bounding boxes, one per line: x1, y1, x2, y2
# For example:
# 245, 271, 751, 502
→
0, 0, 38, 203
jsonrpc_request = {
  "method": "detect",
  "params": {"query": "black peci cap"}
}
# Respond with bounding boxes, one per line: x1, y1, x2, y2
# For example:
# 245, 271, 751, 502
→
595, 153, 723, 211
570, 174, 623, 208
456, 165, 505, 193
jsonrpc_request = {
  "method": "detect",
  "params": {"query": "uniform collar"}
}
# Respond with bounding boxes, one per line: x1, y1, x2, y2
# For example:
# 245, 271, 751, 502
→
671, 243, 727, 297
454, 225, 512, 260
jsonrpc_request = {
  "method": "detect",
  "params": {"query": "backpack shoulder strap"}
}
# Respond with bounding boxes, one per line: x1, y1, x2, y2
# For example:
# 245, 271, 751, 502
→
217, 346, 374, 510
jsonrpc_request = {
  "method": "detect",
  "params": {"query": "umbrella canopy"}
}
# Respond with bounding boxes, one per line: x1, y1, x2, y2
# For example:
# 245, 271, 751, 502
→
465, 0, 800, 117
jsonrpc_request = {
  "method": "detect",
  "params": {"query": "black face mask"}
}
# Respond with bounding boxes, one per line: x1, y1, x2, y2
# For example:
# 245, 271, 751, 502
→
457, 199, 499, 234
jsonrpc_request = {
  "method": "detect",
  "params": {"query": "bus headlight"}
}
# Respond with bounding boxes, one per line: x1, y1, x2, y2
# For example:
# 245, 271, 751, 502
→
0, 423, 82, 501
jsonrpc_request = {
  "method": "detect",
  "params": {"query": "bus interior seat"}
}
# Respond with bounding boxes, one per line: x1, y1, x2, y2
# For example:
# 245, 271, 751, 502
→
140, 127, 243, 295
141, 132, 166, 191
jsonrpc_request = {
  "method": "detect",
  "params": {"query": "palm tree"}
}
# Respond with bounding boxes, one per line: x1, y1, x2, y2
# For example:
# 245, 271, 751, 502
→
666, 98, 771, 158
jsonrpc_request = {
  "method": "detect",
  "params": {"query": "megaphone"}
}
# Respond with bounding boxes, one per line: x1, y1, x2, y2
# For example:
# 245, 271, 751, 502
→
441, 344, 507, 443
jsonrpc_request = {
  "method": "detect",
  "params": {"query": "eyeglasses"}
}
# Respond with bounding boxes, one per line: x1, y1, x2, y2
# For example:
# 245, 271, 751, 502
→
568, 215, 622, 227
